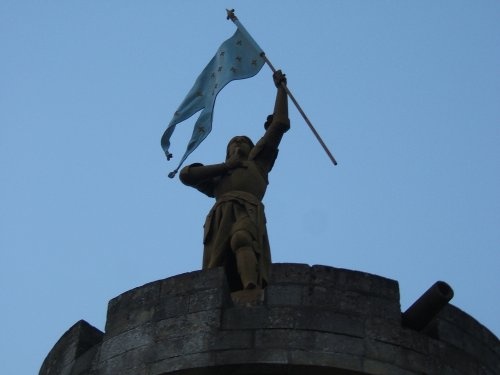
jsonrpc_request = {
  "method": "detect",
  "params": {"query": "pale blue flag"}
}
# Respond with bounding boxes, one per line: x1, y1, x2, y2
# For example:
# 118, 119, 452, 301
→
162, 28, 265, 178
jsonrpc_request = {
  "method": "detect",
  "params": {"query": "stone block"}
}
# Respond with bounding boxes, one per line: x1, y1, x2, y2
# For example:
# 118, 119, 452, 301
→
265, 284, 306, 306
71, 345, 100, 375
366, 317, 429, 354
222, 306, 273, 330
268, 263, 311, 284
152, 328, 253, 360
288, 350, 364, 373
150, 352, 215, 374
293, 308, 364, 337
159, 267, 227, 296
155, 284, 229, 324
153, 332, 210, 359
255, 329, 316, 351
230, 288, 265, 307
314, 331, 365, 356
428, 318, 498, 373
437, 304, 499, 349
365, 338, 431, 374
299, 287, 400, 321
39, 320, 103, 375
154, 293, 190, 321
155, 309, 222, 340
311, 265, 400, 301
213, 348, 289, 366
266, 307, 303, 329
99, 323, 153, 362
188, 287, 229, 313
428, 339, 490, 375
425, 304, 500, 374
362, 358, 418, 375
105, 280, 160, 336
223, 305, 364, 338
94, 345, 151, 375
209, 330, 254, 351
255, 329, 364, 358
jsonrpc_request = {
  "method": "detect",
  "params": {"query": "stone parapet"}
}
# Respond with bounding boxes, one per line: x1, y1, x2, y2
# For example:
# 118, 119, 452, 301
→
40, 263, 500, 375
39, 320, 103, 375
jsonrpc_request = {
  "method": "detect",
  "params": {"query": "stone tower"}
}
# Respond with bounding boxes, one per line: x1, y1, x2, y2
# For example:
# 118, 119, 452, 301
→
40, 264, 499, 374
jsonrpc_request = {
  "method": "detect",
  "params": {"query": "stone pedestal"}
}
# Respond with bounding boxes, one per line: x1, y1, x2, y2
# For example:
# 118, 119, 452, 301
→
40, 264, 499, 374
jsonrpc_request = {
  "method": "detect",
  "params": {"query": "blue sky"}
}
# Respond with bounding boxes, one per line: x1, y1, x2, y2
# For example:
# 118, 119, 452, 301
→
1, 1, 499, 373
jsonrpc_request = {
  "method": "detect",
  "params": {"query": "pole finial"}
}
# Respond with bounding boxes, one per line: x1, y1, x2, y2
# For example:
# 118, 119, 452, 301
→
226, 9, 237, 21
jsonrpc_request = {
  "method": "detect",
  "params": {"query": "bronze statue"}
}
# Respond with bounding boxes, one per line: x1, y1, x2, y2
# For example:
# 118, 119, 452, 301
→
179, 70, 289, 291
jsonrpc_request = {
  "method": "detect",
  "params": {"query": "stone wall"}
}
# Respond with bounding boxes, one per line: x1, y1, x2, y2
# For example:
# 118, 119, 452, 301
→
40, 263, 500, 375
39, 320, 103, 375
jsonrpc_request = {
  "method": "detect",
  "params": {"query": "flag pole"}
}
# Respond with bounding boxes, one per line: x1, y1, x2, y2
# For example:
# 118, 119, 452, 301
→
226, 9, 338, 166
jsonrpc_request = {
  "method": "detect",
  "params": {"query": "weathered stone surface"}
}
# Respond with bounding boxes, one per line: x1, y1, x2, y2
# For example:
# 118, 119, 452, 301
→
424, 304, 500, 374
155, 309, 222, 341
39, 320, 103, 375
268, 263, 311, 284
231, 288, 265, 306
99, 323, 154, 362
159, 263, 228, 296
40, 264, 500, 375
92, 345, 151, 375
105, 280, 160, 336
166, 364, 365, 375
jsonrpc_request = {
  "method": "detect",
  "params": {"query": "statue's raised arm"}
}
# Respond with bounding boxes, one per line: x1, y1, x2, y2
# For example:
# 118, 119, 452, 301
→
248, 70, 290, 173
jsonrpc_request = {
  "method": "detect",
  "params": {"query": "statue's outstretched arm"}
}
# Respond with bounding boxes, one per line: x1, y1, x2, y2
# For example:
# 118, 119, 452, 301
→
179, 163, 228, 186
179, 154, 245, 187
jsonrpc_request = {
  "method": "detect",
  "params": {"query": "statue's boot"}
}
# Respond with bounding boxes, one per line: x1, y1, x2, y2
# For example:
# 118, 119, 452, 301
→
236, 246, 258, 290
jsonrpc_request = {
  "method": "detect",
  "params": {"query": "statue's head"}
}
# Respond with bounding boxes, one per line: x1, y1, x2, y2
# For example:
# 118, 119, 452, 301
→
226, 135, 254, 160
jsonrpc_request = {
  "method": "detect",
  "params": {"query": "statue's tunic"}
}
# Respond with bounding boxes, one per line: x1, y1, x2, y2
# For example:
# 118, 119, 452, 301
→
181, 120, 289, 287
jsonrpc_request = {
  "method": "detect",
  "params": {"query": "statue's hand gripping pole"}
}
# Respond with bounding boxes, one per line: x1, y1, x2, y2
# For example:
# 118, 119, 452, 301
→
226, 9, 337, 166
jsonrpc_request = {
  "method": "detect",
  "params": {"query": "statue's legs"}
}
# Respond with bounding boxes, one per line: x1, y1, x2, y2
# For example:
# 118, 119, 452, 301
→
230, 230, 258, 290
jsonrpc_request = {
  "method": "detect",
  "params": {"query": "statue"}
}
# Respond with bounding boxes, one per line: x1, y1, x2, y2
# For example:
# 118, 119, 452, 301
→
179, 70, 289, 291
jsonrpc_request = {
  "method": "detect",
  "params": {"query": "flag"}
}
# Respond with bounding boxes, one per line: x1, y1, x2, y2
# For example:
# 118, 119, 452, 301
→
161, 28, 265, 178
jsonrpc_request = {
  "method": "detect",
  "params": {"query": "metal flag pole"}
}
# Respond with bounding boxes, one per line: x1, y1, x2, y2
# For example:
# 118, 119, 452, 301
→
226, 9, 338, 166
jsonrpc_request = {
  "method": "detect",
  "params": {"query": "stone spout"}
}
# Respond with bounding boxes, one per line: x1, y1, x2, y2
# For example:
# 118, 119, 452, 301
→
402, 281, 454, 331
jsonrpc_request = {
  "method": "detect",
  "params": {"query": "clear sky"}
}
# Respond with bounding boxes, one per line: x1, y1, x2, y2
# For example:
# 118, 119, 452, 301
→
1, 1, 499, 373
